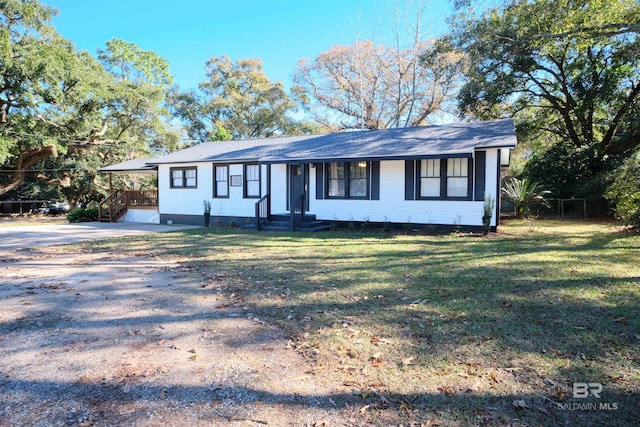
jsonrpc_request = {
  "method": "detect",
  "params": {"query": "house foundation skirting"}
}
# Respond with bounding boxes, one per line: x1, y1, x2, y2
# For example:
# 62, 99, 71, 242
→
329, 219, 496, 234
160, 214, 253, 227
160, 213, 497, 233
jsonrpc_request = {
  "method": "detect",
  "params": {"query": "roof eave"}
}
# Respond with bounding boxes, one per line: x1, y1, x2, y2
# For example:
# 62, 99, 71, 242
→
98, 165, 158, 174
474, 144, 517, 150
260, 152, 475, 164
147, 157, 262, 165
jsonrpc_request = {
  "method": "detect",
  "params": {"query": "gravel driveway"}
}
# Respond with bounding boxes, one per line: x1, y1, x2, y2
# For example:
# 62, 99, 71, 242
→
0, 220, 351, 425
0, 221, 198, 252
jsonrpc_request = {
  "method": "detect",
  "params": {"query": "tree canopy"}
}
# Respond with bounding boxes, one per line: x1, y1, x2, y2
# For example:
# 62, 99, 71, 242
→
0, 0, 178, 203
4, 0, 639, 219
293, 40, 464, 131
442, 0, 640, 158
170, 55, 302, 142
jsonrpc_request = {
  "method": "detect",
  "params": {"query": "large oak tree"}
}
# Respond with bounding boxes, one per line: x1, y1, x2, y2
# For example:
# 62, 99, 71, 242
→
0, 1, 178, 203
442, 0, 640, 157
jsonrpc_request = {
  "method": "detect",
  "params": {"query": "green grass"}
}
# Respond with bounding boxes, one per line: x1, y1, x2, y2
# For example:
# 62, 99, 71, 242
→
73, 219, 640, 425
0, 216, 67, 226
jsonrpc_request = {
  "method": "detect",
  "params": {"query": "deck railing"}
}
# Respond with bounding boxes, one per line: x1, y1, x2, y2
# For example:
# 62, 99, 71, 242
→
98, 190, 158, 222
289, 193, 306, 231
125, 190, 158, 207
254, 194, 270, 231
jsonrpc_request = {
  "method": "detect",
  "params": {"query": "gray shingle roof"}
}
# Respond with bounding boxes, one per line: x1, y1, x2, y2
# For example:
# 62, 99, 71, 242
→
99, 157, 157, 174
145, 135, 317, 165
260, 118, 517, 163
103, 119, 517, 170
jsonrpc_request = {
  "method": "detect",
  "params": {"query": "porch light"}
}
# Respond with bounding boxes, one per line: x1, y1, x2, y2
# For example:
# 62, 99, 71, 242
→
357, 161, 367, 168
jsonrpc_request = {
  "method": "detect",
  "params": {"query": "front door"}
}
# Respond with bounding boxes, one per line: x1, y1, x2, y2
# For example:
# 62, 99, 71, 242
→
287, 163, 309, 212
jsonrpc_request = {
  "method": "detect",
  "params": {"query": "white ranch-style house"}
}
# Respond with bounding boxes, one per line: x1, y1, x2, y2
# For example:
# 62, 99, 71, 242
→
99, 119, 517, 232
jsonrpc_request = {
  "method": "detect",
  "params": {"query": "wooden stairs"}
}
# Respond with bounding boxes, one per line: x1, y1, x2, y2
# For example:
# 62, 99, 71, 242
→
242, 214, 331, 232
98, 190, 158, 222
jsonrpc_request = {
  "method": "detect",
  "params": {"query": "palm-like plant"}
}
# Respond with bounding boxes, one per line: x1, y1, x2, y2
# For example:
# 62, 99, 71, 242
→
502, 178, 551, 218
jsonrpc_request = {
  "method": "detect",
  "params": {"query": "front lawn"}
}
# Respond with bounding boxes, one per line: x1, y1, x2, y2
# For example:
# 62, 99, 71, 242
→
77, 219, 640, 425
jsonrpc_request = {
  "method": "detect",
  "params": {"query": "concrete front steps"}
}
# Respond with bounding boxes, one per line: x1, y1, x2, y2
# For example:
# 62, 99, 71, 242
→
241, 213, 331, 232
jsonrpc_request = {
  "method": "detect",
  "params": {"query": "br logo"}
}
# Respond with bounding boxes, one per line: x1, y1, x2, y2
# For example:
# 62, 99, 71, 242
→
573, 383, 602, 399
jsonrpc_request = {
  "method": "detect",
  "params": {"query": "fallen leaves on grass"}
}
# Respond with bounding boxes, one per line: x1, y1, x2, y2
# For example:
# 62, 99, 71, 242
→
400, 400, 413, 411
338, 347, 356, 358
535, 405, 556, 418
609, 374, 627, 383
370, 352, 384, 367
512, 399, 528, 409
288, 340, 321, 360
213, 411, 267, 424
438, 386, 455, 396
401, 356, 415, 366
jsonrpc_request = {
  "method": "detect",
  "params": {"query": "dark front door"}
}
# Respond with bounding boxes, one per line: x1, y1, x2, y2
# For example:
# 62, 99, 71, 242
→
288, 163, 309, 212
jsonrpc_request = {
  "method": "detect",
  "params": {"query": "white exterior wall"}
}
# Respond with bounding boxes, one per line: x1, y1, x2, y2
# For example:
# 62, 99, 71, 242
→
158, 163, 212, 216
270, 164, 288, 213
158, 163, 263, 219
119, 208, 160, 224
209, 163, 258, 217
307, 149, 502, 227
156, 149, 505, 227
484, 149, 500, 227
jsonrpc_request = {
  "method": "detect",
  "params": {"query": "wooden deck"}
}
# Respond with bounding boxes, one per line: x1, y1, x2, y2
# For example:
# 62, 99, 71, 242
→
98, 190, 158, 222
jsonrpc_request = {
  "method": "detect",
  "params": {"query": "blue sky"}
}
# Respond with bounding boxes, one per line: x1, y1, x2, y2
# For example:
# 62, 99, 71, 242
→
47, 0, 455, 91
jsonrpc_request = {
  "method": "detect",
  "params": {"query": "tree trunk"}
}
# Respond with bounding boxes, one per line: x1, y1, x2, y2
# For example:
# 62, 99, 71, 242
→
0, 145, 58, 196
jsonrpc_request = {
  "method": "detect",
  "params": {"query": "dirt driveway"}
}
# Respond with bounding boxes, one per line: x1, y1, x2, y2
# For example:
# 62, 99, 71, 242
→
0, 223, 354, 426
0, 221, 197, 252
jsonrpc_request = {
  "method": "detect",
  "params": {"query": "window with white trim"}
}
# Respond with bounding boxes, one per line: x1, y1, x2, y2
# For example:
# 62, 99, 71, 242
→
419, 159, 441, 198
170, 167, 197, 188
326, 161, 370, 199
349, 161, 368, 198
214, 165, 229, 197
244, 164, 260, 198
327, 162, 346, 197
446, 158, 468, 197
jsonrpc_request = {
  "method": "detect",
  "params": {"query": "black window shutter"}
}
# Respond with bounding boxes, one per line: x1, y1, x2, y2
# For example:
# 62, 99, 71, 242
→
467, 157, 474, 200
440, 159, 447, 199
474, 151, 486, 201
370, 161, 380, 200
405, 160, 415, 200
496, 150, 502, 226
315, 163, 324, 199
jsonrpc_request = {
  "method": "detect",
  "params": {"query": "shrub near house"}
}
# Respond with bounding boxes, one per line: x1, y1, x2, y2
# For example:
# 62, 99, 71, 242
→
67, 208, 99, 223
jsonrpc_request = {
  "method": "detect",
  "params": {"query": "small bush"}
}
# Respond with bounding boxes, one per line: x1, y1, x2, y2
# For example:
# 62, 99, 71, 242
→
522, 143, 622, 215
482, 194, 495, 235
502, 177, 550, 218
606, 156, 640, 228
67, 207, 98, 223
